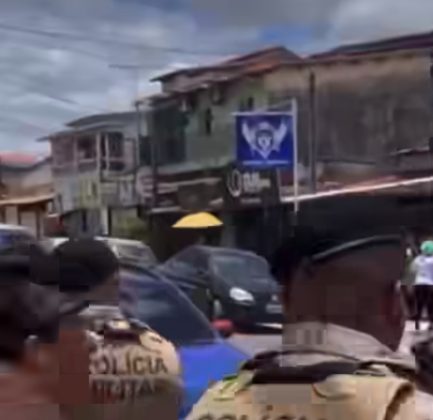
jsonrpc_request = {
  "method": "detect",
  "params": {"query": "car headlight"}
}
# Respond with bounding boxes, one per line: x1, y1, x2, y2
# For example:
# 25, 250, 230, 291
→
229, 287, 254, 303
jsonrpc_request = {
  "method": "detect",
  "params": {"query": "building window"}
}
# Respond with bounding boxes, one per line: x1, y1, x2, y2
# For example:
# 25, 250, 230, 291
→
246, 97, 255, 111
203, 108, 213, 136
101, 132, 125, 172
239, 96, 255, 112
52, 138, 74, 167
77, 136, 96, 160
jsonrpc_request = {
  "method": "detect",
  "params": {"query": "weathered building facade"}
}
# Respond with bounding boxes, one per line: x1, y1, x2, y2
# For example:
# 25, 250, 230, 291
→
136, 34, 433, 258
47, 112, 143, 237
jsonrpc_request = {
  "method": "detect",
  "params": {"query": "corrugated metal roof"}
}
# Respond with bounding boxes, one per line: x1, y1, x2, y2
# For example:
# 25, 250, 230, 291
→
151, 46, 300, 82
67, 111, 138, 128
313, 30, 433, 59
0, 152, 50, 169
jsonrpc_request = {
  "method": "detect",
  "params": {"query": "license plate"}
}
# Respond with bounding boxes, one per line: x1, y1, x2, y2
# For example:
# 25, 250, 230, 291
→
266, 303, 282, 314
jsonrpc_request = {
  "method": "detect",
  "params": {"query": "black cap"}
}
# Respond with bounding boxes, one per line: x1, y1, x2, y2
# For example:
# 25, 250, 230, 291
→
48, 239, 119, 293
1, 239, 119, 294
271, 196, 405, 282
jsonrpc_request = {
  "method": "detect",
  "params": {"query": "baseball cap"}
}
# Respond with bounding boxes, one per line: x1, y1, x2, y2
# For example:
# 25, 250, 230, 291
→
421, 241, 433, 256
48, 238, 120, 294
271, 196, 405, 282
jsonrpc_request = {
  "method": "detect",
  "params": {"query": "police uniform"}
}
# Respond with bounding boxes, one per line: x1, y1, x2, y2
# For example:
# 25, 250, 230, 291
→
187, 322, 433, 420
30, 238, 183, 420
85, 314, 182, 420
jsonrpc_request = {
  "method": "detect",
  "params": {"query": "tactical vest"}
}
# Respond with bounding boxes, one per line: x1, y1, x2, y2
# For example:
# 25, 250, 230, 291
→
71, 317, 182, 420
89, 318, 180, 402
187, 350, 417, 420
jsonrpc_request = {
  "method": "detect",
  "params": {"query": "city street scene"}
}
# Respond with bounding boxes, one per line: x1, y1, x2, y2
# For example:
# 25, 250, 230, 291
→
1, 1, 433, 419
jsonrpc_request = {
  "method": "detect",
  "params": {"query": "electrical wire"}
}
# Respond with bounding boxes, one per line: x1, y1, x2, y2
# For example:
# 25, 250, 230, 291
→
0, 75, 109, 113
0, 114, 56, 133
0, 21, 231, 57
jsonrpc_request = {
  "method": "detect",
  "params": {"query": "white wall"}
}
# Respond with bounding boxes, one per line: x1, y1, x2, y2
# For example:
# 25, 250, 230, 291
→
2, 160, 52, 191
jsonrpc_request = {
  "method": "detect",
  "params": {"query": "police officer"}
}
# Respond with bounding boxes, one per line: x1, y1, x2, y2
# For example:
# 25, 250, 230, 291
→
0, 246, 63, 419
186, 209, 433, 420
43, 238, 182, 420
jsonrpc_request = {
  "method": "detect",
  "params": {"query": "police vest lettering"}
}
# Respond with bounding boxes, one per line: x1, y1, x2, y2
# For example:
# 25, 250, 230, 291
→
90, 343, 170, 401
90, 344, 168, 376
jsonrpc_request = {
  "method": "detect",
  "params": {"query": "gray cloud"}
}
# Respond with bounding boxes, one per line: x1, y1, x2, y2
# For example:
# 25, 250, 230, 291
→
1, 0, 433, 151
190, 0, 433, 50
189, 0, 345, 29
0, 0, 261, 149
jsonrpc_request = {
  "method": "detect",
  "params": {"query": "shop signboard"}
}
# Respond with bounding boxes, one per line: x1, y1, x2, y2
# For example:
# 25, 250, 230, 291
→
223, 164, 280, 210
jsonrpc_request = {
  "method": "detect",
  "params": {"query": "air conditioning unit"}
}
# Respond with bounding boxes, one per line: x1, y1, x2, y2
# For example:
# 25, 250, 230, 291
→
180, 97, 190, 113
180, 94, 197, 113
211, 85, 225, 105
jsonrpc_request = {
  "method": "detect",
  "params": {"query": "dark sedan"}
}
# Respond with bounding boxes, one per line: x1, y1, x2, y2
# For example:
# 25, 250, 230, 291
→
157, 246, 283, 327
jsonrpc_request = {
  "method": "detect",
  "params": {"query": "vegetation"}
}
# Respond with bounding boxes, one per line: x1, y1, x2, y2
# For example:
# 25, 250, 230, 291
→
112, 216, 149, 242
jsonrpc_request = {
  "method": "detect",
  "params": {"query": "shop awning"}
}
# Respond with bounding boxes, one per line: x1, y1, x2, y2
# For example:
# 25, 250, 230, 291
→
0, 193, 54, 207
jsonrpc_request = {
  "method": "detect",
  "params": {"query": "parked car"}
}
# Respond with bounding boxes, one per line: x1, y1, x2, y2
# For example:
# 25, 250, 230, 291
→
93, 263, 246, 419
97, 237, 157, 267
0, 224, 38, 250
157, 246, 283, 327
40, 236, 157, 267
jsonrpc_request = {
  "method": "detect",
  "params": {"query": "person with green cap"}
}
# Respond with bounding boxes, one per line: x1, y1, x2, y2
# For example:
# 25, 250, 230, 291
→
412, 239, 433, 331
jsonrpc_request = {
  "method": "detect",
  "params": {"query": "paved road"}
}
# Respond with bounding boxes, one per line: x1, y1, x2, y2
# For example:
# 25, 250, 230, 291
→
230, 321, 430, 357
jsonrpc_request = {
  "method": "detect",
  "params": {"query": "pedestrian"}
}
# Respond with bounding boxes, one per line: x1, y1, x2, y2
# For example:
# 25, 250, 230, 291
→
186, 218, 433, 419
412, 240, 433, 331
400, 245, 416, 320
37, 238, 182, 420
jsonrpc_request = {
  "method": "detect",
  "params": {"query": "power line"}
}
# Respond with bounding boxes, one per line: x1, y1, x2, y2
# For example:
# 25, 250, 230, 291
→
1, 36, 109, 61
0, 22, 231, 57
0, 75, 109, 113
0, 114, 56, 133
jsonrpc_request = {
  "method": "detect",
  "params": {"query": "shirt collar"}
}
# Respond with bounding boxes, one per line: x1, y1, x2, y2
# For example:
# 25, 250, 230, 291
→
283, 322, 394, 359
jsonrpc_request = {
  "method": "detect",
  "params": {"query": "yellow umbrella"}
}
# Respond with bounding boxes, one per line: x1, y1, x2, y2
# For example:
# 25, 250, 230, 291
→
172, 212, 223, 229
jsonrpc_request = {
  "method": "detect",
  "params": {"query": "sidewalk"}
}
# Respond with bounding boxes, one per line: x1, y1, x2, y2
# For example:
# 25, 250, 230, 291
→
400, 321, 431, 355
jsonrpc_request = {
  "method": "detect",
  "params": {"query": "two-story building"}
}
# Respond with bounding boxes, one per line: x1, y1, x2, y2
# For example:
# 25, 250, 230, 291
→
45, 111, 144, 237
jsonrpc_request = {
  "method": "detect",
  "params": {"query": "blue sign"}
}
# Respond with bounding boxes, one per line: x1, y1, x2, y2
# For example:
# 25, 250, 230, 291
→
235, 112, 294, 168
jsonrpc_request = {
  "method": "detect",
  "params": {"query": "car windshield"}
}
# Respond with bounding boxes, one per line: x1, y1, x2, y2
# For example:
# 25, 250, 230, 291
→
115, 243, 156, 265
211, 253, 271, 282
120, 268, 216, 346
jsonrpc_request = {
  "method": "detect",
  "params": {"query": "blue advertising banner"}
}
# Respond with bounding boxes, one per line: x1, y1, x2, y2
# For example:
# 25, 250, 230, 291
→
235, 112, 295, 168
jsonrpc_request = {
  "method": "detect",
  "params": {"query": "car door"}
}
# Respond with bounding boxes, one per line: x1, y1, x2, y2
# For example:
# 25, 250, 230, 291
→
160, 248, 210, 317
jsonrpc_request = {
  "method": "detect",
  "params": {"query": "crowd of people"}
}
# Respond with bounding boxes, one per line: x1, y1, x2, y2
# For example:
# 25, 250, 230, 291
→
1, 223, 433, 419
401, 239, 433, 331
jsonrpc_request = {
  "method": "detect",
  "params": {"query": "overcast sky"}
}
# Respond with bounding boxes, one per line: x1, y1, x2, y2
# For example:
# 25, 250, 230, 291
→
2, 0, 433, 153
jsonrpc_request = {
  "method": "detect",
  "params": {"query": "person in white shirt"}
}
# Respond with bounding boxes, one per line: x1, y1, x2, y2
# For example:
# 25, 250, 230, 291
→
412, 240, 433, 331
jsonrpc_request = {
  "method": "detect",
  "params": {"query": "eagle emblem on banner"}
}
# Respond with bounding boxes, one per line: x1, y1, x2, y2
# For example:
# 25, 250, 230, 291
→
242, 120, 288, 160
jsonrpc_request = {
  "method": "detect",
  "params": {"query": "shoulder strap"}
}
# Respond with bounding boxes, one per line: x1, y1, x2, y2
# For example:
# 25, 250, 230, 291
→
241, 347, 362, 373
252, 360, 382, 385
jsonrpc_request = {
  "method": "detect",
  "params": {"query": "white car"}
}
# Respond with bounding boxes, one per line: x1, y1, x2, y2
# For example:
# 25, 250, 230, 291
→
40, 236, 157, 267
0, 223, 38, 249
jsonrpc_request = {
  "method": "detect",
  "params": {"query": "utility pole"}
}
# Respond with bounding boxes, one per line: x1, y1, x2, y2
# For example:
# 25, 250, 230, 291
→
109, 63, 145, 209
308, 70, 318, 193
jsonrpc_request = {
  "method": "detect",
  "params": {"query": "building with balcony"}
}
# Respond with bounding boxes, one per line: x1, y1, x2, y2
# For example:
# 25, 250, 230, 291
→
45, 111, 144, 236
